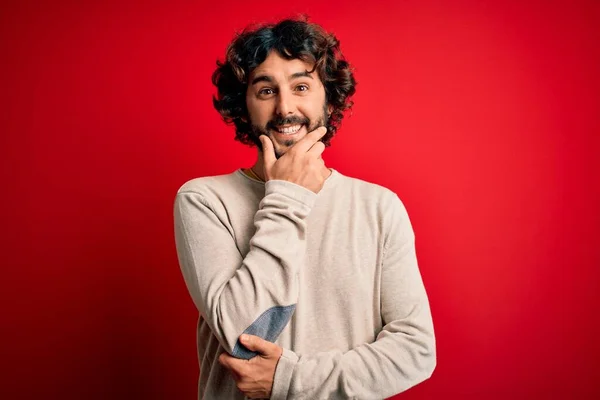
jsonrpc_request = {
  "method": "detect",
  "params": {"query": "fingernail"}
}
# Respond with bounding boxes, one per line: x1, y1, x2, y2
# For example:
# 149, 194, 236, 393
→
240, 334, 248, 342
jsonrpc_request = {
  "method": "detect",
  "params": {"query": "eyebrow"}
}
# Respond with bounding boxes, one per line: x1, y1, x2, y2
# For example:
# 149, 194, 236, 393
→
251, 71, 313, 85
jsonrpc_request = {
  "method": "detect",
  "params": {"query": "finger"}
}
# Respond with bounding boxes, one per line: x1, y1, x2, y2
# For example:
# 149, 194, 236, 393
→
219, 353, 244, 373
260, 135, 276, 171
218, 353, 234, 370
240, 334, 275, 355
292, 126, 327, 154
244, 389, 268, 399
306, 141, 325, 159
223, 357, 247, 378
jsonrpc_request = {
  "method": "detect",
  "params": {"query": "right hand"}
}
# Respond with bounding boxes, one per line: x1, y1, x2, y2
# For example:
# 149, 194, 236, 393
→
259, 126, 329, 194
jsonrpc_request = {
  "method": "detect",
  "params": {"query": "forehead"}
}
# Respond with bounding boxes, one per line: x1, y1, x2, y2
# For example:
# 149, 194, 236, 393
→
249, 51, 316, 81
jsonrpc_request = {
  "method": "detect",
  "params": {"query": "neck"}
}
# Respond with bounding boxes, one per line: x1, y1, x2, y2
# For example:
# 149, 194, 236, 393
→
250, 151, 332, 182
250, 152, 267, 181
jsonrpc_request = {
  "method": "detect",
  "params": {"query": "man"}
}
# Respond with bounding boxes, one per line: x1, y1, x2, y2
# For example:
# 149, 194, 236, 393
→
173, 17, 436, 399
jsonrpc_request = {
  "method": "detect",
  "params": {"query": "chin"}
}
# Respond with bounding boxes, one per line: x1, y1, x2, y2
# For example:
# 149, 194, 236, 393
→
274, 147, 289, 159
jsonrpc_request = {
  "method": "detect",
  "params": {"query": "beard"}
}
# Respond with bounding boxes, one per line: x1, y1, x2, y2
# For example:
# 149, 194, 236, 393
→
250, 104, 329, 159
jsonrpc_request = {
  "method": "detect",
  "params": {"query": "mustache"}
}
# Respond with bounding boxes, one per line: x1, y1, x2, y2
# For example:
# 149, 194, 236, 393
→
266, 116, 310, 130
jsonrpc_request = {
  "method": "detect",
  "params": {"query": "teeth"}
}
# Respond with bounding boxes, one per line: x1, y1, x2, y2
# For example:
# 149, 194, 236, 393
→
277, 125, 301, 134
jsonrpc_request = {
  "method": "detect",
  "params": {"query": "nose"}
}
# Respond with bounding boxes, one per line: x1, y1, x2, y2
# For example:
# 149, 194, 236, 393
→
275, 88, 296, 117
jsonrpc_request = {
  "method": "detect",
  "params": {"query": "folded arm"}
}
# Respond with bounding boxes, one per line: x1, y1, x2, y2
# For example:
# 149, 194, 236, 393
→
271, 193, 436, 399
173, 180, 316, 359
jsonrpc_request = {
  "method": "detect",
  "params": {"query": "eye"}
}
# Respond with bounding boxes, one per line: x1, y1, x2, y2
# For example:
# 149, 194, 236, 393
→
295, 84, 309, 92
258, 88, 275, 96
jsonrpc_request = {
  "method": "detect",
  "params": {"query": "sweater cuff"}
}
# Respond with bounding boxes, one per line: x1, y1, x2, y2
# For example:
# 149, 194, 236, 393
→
271, 348, 299, 400
265, 180, 317, 208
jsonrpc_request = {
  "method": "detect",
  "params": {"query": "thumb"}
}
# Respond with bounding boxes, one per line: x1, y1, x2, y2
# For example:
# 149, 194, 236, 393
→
260, 135, 276, 170
240, 334, 272, 355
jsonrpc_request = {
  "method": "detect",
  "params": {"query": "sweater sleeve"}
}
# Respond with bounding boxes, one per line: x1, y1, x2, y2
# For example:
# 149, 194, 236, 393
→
270, 193, 436, 399
173, 179, 317, 359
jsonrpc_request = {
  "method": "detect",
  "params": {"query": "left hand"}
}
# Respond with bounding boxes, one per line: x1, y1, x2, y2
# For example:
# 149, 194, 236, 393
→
218, 334, 283, 399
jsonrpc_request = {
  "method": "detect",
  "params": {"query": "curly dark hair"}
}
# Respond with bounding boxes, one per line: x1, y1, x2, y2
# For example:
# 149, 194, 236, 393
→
212, 16, 356, 148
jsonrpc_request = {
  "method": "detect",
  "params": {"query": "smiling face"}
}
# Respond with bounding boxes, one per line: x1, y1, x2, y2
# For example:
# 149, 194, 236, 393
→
246, 50, 329, 159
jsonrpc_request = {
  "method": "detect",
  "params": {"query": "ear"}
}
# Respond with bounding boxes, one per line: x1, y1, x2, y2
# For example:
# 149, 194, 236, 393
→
327, 104, 333, 117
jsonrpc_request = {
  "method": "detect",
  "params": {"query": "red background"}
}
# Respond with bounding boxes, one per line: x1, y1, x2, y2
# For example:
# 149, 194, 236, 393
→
2, 0, 599, 398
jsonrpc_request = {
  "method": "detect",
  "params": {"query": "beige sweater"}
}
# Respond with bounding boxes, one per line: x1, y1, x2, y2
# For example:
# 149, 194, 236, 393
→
173, 168, 436, 399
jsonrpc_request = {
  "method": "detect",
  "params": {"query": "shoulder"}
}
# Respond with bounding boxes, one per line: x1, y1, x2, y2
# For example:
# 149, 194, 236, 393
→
176, 171, 237, 194
336, 172, 404, 209
174, 170, 250, 208
335, 172, 412, 234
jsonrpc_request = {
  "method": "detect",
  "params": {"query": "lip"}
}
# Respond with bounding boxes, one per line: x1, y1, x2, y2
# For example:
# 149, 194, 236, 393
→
271, 124, 306, 139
